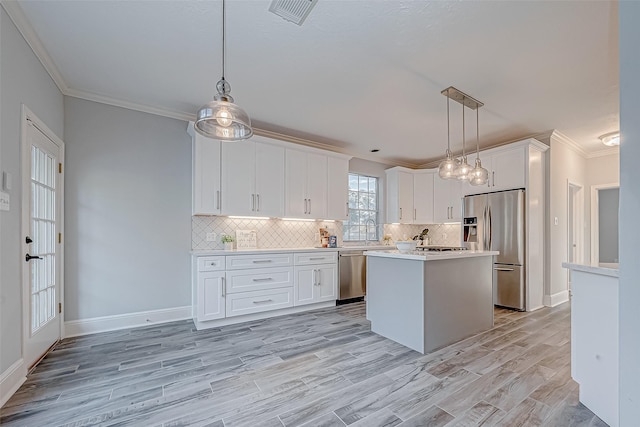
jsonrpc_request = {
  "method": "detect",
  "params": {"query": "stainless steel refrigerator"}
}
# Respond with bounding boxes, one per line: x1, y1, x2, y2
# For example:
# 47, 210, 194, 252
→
462, 189, 525, 310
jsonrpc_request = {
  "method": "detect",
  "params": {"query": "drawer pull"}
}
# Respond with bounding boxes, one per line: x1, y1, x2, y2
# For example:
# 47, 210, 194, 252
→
494, 267, 515, 272
252, 260, 273, 264
252, 277, 273, 282
309, 257, 326, 261
253, 299, 273, 304
210, 262, 217, 266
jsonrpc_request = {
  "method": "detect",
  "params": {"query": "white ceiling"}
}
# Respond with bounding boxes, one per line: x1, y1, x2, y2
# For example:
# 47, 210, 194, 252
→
9, 0, 619, 166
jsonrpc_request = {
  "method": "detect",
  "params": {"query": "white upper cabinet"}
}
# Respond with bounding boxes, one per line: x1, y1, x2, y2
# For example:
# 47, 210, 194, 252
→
327, 157, 349, 220
433, 176, 463, 223
386, 168, 436, 224
192, 133, 221, 215
463, 143, 528, 195
413, 171, 435, 224
285, 149, 328, 219
221, 138, 285, 218
386, 168, 414, 224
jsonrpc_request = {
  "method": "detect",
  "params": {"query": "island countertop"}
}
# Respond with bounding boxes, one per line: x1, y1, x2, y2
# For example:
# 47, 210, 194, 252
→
363, 249, 499, 261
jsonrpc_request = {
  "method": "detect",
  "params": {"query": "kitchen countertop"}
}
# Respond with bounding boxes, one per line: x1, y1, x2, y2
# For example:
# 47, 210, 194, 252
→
364, 249, 499, 261
191, 245, 392, 256
562, 262, 619, 278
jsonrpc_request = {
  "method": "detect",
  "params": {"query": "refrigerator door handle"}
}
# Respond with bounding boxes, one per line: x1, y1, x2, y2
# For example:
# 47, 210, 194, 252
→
487, 206, 492, 250
482, 205, 488, 250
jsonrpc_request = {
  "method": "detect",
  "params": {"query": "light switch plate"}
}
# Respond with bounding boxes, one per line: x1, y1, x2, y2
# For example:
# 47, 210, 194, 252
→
2, 172, 11, 191
0, 191, 10, 211
206, 232, 217, 242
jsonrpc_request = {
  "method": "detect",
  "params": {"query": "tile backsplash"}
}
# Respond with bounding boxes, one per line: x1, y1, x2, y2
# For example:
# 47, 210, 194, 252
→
192, 217, 462, 250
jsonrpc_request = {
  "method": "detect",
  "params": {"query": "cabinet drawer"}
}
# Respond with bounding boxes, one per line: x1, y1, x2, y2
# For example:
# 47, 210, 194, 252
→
226, 267, 294, 293
225, 288, 293, 317
197, 256, 226, 272
294, 252, 337, 266
225, 253, 293, 270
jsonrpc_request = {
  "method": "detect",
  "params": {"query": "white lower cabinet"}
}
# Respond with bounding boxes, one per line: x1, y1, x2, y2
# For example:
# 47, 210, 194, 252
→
197, 271, 225, 321
226, 288, 294, 317
193, 251, 338, 328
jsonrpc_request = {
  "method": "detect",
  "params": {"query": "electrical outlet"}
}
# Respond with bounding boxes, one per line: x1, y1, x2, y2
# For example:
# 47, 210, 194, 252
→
206, 232, 217, 242
442, 232, 447, 240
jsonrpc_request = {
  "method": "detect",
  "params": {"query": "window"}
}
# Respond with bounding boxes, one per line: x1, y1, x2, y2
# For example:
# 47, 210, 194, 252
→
344, 173, 378, 241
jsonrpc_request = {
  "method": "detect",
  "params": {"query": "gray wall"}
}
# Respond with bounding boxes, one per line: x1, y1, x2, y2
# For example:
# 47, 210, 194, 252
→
0, 7, 64, 373
598, 188, 618, 263
63, 98, 192, 320
619, 2, 640, 422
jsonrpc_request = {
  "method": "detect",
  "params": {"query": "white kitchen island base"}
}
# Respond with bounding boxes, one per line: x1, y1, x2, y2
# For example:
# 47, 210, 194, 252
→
365, 250, 496, 354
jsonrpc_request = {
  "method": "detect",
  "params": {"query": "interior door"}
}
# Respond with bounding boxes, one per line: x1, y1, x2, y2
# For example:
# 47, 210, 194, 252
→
22, 117, 62, 368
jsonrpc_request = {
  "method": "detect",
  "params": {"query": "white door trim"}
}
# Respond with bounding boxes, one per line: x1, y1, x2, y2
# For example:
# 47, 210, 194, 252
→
20, 105, 66, 365
590, 182, 620, 266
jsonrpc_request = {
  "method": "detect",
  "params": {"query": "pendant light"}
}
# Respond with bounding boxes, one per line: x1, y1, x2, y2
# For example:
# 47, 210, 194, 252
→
454, 102, 472, 180
195, 0, 253, 141
438, 90, 459, 178
468, 107, 489, 186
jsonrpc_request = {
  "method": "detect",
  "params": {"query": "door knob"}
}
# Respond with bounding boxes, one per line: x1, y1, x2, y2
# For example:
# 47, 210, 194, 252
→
25, 253, 42, 262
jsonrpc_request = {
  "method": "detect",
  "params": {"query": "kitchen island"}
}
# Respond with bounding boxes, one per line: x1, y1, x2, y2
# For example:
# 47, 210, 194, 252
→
364, 249, 498, 354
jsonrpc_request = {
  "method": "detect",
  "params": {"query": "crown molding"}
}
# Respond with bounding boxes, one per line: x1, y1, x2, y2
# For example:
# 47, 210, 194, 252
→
586, 146, 619, 159
64, 88, 195, 122
1, 0, 68, 93
541, 129, 588, 158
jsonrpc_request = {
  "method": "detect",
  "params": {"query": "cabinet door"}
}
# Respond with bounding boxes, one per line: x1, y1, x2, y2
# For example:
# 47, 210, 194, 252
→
197, 272, 225, 321
449, 180, 463, 222
255, 143, 285, 217
433, 175, 451, 223
285, 149, 308, 217
491, 148, 525, 191
192, 134, 221, 215
306, 153, 328, 218
294, 266, 316, 306
398, 171, 414, 224
413, 172, 434, 224
462, 156, 492, 196
327, 157, 349, 220
221, 141, 256, 216
316, 264, 337, 302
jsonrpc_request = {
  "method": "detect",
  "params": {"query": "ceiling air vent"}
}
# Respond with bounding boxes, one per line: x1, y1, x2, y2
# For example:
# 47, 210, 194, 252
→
269, 0, 318, 26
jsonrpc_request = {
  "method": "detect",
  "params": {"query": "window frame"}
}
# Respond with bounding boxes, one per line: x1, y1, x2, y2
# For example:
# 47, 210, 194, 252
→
343, 173, 379, 242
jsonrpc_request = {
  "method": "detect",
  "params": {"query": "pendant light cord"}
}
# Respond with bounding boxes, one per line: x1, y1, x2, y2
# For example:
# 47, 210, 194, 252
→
476, 107, 480, 160
446, 92, 451, 153
221, 0, 226, 81
462, 99, 466, 159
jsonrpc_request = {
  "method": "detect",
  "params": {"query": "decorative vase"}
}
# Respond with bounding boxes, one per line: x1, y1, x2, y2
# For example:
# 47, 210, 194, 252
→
223, 242, 233, 251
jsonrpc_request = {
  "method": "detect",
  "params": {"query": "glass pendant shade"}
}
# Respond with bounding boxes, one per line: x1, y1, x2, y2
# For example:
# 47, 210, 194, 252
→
468, 158, 489, 186
194, 0, 252, 141
438, 149, 458, 179
454, 157, 472, 180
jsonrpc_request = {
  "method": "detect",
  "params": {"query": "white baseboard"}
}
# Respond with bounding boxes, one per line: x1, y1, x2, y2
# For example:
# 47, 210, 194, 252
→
64, 306, 192, 338
0, 358, 27, 408
544, 290, 570, 307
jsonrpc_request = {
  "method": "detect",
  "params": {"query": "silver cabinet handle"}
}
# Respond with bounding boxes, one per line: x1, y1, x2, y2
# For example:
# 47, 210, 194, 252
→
251, 194, 255, 211
312, 268, 316, 286
221, 277, 225, 297
309, 257, 325, 261
209, 262, 217, 266
216, 190, 220, 210
308, 198, 311, 214
492, 171, 495, 187
253, 299, 273, 304
414, 208, 417, 220
399, 207, 403, 220
256, 194, 260, 212
346, 202, 349, 217
304, 198, 308, 214
252, 277, 273, 282
494, 267, 515, 272
252, 259, 272, 264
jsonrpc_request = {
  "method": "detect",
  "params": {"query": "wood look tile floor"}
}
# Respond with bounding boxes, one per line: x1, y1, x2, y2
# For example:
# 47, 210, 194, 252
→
1, 302, 606, 427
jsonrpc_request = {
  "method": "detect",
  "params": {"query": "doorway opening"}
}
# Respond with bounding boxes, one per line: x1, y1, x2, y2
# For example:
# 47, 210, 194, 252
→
567, 182, 584, 292
591, 183, 620, 268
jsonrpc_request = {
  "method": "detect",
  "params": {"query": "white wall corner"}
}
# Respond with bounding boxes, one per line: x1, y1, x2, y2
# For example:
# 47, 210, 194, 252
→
543, 290, 570, 307
64, 306, 192, 338
0, 358, 27, 408
548, 130, 588, 158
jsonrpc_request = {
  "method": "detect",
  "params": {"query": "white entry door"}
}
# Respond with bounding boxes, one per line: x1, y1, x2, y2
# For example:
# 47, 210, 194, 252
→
21, 109, 64, 368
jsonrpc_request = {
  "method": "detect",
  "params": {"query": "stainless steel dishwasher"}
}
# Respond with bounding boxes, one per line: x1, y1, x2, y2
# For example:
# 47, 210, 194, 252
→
338, 250, 366, 303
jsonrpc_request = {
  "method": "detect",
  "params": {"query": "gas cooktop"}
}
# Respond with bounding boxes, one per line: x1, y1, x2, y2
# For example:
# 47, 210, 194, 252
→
417, 246, 468, 252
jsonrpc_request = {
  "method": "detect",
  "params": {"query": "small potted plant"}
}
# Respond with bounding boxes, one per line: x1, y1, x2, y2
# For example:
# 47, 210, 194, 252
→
221, 234, 234, 251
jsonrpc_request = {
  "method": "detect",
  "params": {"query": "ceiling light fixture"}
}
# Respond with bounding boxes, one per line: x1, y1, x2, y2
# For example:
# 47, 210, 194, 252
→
439, 87, 486, 185
195, 0, 252, 141
599, 131, 620, 147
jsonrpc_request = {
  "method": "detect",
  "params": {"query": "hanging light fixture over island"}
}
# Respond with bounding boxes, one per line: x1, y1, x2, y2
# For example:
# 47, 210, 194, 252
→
195, 0, 253, 141
438, 87, 488, 186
